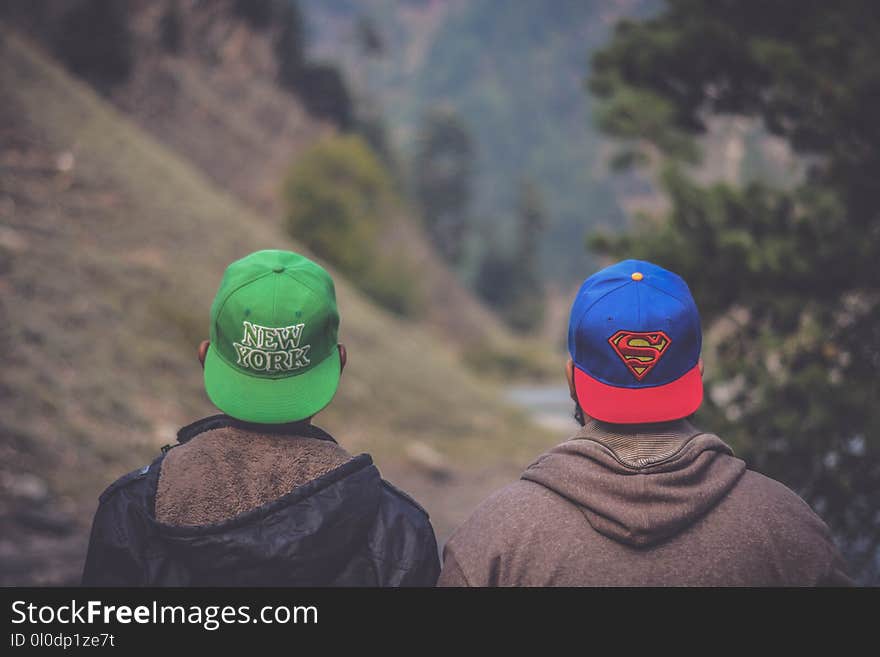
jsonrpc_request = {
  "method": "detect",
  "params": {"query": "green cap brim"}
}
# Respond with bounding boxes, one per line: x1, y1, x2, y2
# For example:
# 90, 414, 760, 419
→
203, 344, 341, 424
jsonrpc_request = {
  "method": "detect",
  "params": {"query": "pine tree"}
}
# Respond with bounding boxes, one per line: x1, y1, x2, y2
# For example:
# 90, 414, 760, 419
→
274, 0, 305, 92
589, 0, 880, 584
52, 0, 134, 90
414, 108, 475, 266
159, 1, 183, 55
475, 180, 546, 332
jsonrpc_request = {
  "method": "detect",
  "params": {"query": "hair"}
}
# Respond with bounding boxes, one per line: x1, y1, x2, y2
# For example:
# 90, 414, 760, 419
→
573, 402, 586, 427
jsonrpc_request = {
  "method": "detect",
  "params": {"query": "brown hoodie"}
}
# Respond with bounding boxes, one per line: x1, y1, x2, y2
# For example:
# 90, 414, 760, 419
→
438, 419, 851, 586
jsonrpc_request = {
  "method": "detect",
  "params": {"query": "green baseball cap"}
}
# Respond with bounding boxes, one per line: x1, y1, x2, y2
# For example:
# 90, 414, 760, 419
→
203, 249, 341, 423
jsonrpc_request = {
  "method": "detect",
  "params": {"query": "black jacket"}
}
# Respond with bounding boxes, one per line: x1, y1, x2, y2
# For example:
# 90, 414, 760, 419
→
81, 415, 440, 586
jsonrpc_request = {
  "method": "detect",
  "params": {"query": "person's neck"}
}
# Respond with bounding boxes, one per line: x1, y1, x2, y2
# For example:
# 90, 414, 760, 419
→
577, 415, 702, 468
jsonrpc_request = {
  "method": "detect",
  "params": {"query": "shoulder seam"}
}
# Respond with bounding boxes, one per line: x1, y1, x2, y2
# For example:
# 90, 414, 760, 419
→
381, 480, 430, 518
97, 461, 156, 503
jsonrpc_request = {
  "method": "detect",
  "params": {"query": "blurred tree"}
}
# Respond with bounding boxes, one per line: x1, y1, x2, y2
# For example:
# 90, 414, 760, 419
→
474, 243, 517, 320
414, 108, 476, 266
516, 180, 546, 261
355, 15, 384, 56
354, 101, 398, 185
274, 1, 354, 130
0, 0, 50, 24
589, 0, 880, 584
234, 0, 274, 30
283, 135, 389, 276
475, 180, 547, 332
51, 0, 133, 91
294, 63, 354, 130
159, 1, 183, 55
274, 0, 306, 92
282, 135, 422, 316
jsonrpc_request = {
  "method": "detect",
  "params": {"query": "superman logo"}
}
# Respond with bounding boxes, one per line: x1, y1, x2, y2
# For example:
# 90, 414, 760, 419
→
608, 330, 672, 381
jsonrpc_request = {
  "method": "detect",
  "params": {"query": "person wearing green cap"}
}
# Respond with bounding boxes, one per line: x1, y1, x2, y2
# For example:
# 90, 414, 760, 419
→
81, 250, 440, 586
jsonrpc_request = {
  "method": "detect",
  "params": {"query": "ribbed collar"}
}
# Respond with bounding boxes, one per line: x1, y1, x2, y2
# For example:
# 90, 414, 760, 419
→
573, 417, 706, 468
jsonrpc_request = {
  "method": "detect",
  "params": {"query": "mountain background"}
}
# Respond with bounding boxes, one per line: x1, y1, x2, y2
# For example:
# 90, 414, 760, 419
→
302, 0, 659, 285
3, 0, 866, 586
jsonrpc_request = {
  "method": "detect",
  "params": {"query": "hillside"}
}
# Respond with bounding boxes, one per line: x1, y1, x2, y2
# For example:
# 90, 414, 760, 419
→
0, 30, 558, 585
1, 0, 546, 368
116, 0, 544, 356
302, 0, 655, 283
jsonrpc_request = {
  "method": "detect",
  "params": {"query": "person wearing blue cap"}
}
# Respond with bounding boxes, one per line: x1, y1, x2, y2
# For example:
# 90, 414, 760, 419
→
438, 260, 851, 586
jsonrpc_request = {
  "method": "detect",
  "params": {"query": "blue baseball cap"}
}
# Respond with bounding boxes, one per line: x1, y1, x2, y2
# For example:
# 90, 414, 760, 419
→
568, 259, 703, 423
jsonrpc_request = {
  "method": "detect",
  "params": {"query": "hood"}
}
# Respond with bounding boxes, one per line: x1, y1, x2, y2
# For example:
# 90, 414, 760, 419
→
522, 419, 746, 547
150, 416, 383, 585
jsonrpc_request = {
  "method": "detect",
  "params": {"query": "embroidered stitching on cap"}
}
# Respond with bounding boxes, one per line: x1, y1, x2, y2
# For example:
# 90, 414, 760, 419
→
608, 329, 672, 381
233, 320, 311, 372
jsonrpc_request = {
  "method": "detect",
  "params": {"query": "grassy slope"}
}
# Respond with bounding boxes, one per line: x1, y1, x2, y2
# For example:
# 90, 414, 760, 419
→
106, 0, 555, 373
0, 31, 559, 584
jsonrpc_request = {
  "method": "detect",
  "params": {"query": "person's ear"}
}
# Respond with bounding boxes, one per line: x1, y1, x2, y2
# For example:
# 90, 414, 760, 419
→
698, 356, 704, 376
198, 340, 210, 369
565, 358, 577, 401
338, 343, 347, 374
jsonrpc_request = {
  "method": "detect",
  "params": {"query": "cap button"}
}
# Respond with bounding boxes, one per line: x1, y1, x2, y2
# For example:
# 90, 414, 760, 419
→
272, 265, 285, 273
631, 272, 643, 281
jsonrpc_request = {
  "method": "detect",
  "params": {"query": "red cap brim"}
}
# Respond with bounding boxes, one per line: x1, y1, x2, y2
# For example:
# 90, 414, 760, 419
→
574, 363, 703, 424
